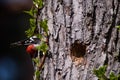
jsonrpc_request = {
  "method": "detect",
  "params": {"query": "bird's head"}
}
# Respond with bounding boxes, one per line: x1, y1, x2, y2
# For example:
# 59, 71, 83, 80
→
26, 44, 40, 57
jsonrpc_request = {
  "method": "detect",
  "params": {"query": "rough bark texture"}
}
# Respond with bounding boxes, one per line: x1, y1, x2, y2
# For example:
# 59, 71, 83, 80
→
40, 0, 120, 80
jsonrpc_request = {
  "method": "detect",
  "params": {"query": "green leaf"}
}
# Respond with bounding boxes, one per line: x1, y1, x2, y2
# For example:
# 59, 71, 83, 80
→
110, 72, 116, 80
33, 0, 43, 9
25, 27, 35, 37
110, 72, 120, 80
93, 69, 102, 78
24, 6, 38, 17
32, 58, 39, 64
35, 70, 40, 79
40, 19, 48, 34
29, 18, 36, 28
25, 19, 36, 37
36, 42, 48, 53
98, 65, 107, 74
116, 25, 120, 28
93, 65, 108, 80
24, 11, 33, 17
35, 34, 43, 39
32, 57, 40, 67
116, 26, 120, 31
39, 0, 43, 8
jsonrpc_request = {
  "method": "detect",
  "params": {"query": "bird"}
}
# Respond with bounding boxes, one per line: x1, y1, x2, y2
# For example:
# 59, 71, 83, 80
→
10, 36, 41, 57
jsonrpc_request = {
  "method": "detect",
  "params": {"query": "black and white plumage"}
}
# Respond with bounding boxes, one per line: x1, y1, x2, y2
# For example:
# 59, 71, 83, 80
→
10, 36, 40, 47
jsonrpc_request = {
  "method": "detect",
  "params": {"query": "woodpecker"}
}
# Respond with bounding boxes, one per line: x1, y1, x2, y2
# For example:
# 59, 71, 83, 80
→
10, 36, 48, 71
10, 36, 40, 57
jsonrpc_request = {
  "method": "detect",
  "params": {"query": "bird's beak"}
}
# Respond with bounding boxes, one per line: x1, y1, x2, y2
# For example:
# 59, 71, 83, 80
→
10, 41, 23, 47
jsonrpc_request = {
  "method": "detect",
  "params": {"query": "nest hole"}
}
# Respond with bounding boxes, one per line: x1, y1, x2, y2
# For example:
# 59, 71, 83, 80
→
70, 40, 87, 66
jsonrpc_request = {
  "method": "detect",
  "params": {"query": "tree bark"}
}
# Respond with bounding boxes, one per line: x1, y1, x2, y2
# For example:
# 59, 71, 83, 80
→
40, 0, 120, 80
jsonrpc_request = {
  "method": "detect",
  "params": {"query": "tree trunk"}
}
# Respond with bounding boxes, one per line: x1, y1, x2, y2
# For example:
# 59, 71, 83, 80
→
40, 0, 120, 80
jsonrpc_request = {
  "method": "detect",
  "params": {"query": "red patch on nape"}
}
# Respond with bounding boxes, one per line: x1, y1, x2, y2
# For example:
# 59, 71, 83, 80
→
26, 44, 36, 55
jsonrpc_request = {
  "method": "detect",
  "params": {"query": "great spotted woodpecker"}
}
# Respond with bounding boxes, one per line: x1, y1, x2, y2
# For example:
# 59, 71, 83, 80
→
10, 36, 41, 57
11, 35, 48, 70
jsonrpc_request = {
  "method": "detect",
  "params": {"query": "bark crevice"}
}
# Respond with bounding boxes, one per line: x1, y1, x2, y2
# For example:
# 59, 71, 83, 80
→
41, 0, 120, 80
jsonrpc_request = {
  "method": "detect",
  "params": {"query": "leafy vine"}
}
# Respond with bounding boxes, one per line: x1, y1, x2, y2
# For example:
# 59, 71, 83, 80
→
93, 65, 120, 80
24, 0, 48, 80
